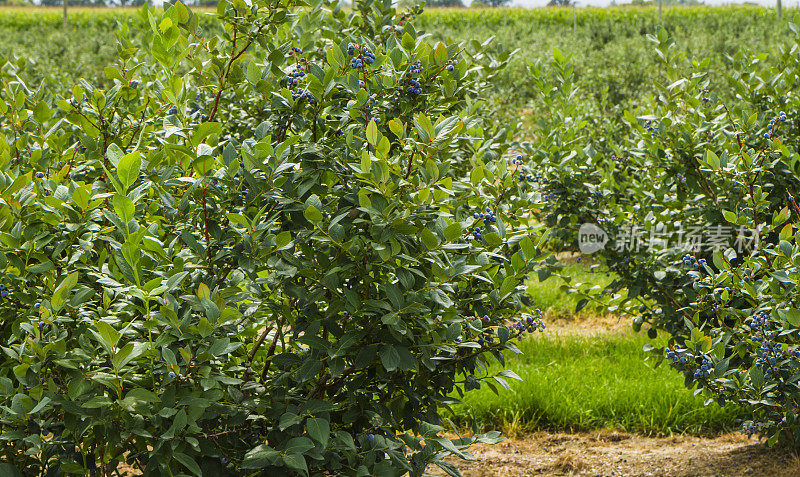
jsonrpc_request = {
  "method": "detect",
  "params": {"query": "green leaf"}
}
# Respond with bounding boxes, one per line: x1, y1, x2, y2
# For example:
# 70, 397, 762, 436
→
113, 193, 135, 226
282, 454, 309, 476
246, 60, 262, 85
276, 231, 293, 249
280, 412, 303, 431
125, 388, 160, 403
785, 309, 800, 327
722, 210, 738, 223
401, 32, 415, 51
366, 120, 378, 146
500, 276, 516, 297
470, 166, 484, 185
242, 445, 279, 469
750, 364, 764, 389
443, 223, 462, 242
284, 437, 315, 455
421, 228, 439, 250
95, 321, 121, 348
434, 42, 448, 64
304, 204, 323, 224
106, 143, 124, 167
192, 122, 222, 148
380, 345, 401, 372
28, 397, 51, 415
705, 150, 720, 170
52, 271, 79, 310
307, 417, 330, 448
173, 452, 202, 477
116, 151, 142, 193
432, 289, 453, 308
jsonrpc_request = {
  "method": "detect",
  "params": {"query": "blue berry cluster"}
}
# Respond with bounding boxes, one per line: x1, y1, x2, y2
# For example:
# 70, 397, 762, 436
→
35, 171, 45, 179
347, 43, 374, 69
405, 79, 422, 96
750, 310, 770, 332
754, 340, 781, 379
285, 64, 306, 87
644, 120, 658, 135
473, 207, 497, 227
168, 106, 178, 115
680, 254, 703, 269
400, 60, 424, 96
408, 59, 423, 75
676, 172, 687, 184
445, 58, 457, 72
291, 88, 316, 105
764, 111, 788, 139
693, 357, 713, 380
518, 169, 534, 181
510, 310, 545, 340
665, 345, 688, 365
511, 155, 536, 182
589, 190, 603, 204
188, 94, 207, 122
289, 46, 303, 55
0, 283, 8, 299
698, 87, 711, 103
747, 310, 800, 379
611, 154, 628, 165
469, 225, 483, 240
742, 420, 768, 437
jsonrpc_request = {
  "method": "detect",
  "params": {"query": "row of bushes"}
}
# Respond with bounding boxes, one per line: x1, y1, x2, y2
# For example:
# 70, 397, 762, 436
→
530, 24, 800, 447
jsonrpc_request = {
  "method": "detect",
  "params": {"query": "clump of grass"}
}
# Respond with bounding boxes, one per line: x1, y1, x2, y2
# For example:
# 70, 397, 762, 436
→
450, 330, 747, 436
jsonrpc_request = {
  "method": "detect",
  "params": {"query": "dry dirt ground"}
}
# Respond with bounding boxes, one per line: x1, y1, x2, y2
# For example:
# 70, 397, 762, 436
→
428, 431, 800, 477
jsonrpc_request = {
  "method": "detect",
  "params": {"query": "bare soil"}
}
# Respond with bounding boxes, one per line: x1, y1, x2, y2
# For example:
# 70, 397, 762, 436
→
427, 430, 800, 477
544, 313, 631, 337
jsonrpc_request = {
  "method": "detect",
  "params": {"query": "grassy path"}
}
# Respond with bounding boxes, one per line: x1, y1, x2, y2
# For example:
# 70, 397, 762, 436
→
450, 261, 747, 436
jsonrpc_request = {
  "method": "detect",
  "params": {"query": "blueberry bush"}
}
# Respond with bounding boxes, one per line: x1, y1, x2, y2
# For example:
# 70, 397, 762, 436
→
527, 25, 800, 447
0, 0, 549, 474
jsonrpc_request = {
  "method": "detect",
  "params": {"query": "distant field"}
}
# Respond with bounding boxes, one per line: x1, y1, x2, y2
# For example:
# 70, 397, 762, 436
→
1, 4, 798, 116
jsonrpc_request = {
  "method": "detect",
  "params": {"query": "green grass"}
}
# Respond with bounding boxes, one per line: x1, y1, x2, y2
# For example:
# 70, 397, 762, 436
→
450, 330, 748, 436
526, 262, 615, 317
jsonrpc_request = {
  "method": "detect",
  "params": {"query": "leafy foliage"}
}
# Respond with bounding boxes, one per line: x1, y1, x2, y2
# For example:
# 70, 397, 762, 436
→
529, 26, 800, 447
0, 0, 547, 474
